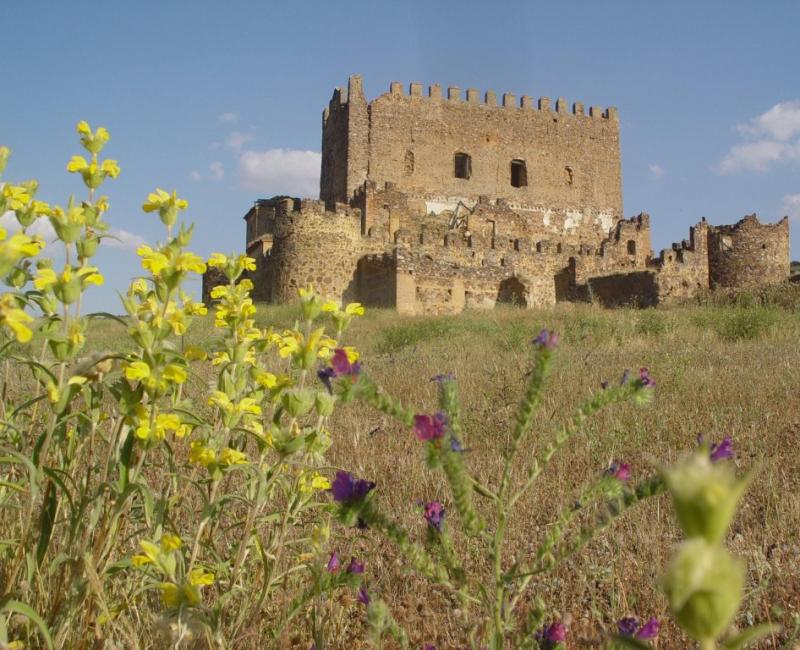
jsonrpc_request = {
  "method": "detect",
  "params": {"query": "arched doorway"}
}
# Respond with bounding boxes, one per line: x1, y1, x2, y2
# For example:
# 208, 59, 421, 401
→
497, 277, 528, 307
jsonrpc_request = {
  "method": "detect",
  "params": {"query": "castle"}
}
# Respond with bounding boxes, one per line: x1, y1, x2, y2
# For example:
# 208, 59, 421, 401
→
204, 75, 791, 312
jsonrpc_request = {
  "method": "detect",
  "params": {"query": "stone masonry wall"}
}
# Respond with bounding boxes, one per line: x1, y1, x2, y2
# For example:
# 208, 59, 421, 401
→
322, 76, 622, 218
708, 215, 790, 289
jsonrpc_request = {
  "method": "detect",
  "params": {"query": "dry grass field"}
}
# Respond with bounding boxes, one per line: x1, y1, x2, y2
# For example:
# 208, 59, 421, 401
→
81, 296, 800, 648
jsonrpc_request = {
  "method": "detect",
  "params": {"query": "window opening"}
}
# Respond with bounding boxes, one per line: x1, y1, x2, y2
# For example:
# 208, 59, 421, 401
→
454, 152, 472, 179
627, 240, 636, 255
510, 159, 527, 187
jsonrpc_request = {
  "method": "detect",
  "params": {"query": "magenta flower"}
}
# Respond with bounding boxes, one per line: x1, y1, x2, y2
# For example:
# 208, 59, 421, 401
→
346, 557, 365, 574
330, 470, 375, 504
423, 501, 445, 531
636, 617, 660, 639
318, 348, 361, 393
357, 585, 370, 606
532, 329, 559, 350
326, 551, 340, 572
617, 616, 660, 640
638, 367, 656, 388
606, 461, 631, 481
413, 413, 447, 442
535, 621, 566, 648
710, 436, 734, 462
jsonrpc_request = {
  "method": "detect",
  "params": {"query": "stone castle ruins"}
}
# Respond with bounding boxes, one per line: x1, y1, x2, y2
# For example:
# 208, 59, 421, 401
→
204, 75, 791, 313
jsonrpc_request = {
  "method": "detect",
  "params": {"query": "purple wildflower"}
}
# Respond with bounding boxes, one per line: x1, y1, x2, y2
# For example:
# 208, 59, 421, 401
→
710, 436, 734, 462
318, 349, 361, 393
639, 367, 656, 388
450, 435, 466, 453
535, 621, 566, 647
326, 551, 340, 572
620, 368, 631, 385
357, 585, 370, 606
413, 413, 447, 442
532, 329, 559, 350
430, 372, 455, 384
636, 618, 660, 639
346, 557, 365, 574
606, 461, 631, 481
601, 379, 610, 390
424, 646, 436, 650
423, 501, 445, 532
618, 616, 660, 640
617, 617, 639, 637
330, 470, 375, 504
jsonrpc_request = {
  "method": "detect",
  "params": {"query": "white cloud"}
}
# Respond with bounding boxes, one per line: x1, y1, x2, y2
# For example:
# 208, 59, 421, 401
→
1, 211, 145, 252
718, 100, 800, 174
208, 161, 225, 181
105, 228, 147, 251
648, 163, 665, 179
1, 210, 57, 243
189, 170, 202, 182
737, 100, 800, 141
218, 112, 238, 124
781, 193, 800, 221
225, 131, 253, 153
238, 148, 320, 197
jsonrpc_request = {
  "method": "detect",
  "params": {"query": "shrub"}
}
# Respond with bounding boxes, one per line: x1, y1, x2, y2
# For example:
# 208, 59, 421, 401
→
0, 125, 362, 648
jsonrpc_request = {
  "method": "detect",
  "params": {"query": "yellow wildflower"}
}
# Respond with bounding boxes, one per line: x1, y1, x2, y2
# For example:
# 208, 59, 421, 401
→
160, 533, 182, 552
0, 294, 34, 343
137, 245, 169, 277
345, 302, 365, 316
175, 252, 206, 274
124, 360, 150, 381
188, 568, 214, 586
162, 364, 187, 384
207, 252, 227, 268
159, 582, 181, 608
189, 441, 216, 467
184, 345, 207, 361
219, 447, 248, 466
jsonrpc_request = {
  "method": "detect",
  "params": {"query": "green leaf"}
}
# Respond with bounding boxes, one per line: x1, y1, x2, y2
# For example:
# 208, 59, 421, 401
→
0, 598, 54, 649
35, 479, 58, 566
118, 430, 135, 492
720, 624, 780, 649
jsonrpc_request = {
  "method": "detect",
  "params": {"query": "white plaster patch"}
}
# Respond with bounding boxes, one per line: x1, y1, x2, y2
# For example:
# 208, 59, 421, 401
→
564, 209, 585, 231
425, 198, 476, 215
595, 212, 616, 234
542, 210, 552, 227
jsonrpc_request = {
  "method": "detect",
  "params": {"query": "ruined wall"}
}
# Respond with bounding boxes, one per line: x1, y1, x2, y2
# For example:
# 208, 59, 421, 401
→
708, 215, 790, 289
587, 271, 658, 307
651, 220, 710, 303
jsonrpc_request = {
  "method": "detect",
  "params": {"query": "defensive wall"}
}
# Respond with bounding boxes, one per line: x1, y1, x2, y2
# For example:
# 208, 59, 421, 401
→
204, 75, 792, 314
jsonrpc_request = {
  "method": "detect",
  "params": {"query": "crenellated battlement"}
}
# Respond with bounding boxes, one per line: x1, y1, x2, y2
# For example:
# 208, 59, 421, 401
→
379, 79, 617, 120
213, 74, 792, 316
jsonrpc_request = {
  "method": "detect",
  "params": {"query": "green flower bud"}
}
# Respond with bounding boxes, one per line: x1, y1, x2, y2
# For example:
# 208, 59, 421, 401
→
663, 452, 750, 543
282, 388, 315, 417
76, 235, 100, 259
315, 390, 336, 416
6, 267, 28, 288
661, 539, 744, 644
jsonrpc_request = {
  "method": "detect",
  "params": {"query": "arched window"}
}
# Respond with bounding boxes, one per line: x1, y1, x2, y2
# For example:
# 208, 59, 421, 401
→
454, 152, 472, 179
510, 159, 527, 187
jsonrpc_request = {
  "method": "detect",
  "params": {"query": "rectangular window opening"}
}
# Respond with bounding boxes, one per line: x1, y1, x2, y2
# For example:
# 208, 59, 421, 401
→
454, 152, 472, 179
511, 159, 527, 187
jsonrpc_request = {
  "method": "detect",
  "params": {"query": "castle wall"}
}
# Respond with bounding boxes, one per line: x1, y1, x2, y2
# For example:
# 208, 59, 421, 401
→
267, 199, 365, 303
324, 79, 622, 217
651, 220, 710, 303
707, 215, 790, 289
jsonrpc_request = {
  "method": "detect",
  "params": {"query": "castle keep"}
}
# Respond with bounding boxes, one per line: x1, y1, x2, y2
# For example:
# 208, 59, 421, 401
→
206, 75, 791, 312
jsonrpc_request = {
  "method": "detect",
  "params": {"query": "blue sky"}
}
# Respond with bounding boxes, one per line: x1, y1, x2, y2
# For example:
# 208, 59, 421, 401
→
2, 1, 799, 311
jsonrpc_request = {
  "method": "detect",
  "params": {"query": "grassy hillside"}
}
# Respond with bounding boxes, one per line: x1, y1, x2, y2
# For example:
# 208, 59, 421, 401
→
83, 299, 800, 647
